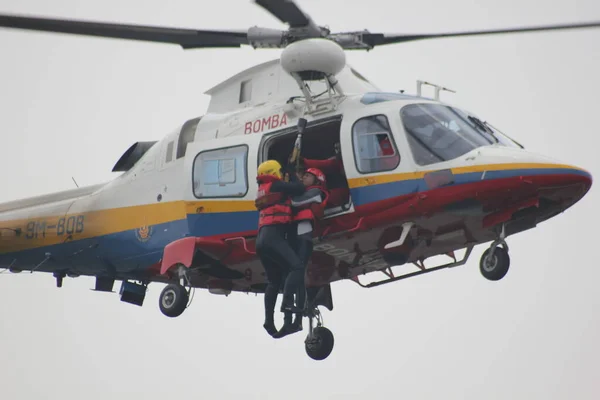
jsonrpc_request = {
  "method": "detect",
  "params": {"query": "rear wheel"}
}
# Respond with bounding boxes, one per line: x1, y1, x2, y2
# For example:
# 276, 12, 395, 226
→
305, 327, 334, 361
159, 283, 189, 317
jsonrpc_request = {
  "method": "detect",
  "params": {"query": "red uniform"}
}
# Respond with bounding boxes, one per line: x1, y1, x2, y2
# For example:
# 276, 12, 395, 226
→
301, 156, 344, 175
379, 135, 394, 156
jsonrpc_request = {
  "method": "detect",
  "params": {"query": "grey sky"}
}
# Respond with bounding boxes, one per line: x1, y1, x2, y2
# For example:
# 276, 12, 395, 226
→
0, 0, 599, 399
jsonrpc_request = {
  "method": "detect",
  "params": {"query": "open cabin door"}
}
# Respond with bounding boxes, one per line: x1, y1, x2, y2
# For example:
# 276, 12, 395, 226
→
258, 115, 355, 220
183, 134, 260, 238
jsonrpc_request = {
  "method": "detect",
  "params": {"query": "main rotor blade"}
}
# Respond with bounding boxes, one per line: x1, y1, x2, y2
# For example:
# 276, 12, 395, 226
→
254, 0, 322, 37
0, 14, 249, 49
361, 21, 600, 48
254, 0, 311, 27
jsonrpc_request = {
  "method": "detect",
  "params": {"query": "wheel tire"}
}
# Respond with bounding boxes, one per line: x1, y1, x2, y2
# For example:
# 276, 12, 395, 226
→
480, 246, 510, 281
159, 283, 189, 318
305, 327, 334, 361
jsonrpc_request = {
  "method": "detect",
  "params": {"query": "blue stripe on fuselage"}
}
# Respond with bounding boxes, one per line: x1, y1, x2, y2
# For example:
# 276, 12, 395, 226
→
0, 219, 189, 274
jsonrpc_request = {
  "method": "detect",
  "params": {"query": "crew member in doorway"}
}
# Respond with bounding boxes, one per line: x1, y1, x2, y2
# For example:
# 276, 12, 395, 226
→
302, 137, 397, 172
300, 142, 348, 208
254, 159, 306, 337
300, 142, 344, 177
274, 167, 329, 338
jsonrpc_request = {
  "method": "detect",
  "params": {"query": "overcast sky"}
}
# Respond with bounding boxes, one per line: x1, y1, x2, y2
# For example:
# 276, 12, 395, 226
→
0, 1, 599, 399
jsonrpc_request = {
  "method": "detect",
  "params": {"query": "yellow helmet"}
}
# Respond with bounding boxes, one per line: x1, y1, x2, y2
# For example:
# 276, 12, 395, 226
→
257, 160, 283, 179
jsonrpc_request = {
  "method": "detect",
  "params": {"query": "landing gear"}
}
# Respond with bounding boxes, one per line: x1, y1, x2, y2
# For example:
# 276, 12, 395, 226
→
480, 224, 511, 281
304, 307, 334, 361
300, 285, 335, 360
158, 264, 192, 317
480, 247, 510, 281
159, 283, 189, 318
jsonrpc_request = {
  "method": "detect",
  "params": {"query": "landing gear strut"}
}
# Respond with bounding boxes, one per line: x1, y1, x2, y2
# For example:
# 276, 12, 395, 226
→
480, 224, 511, 281
302, 285, 335, 360
159, 264, 192, 318
304, 307, 334, 361
53, 271, 65, 288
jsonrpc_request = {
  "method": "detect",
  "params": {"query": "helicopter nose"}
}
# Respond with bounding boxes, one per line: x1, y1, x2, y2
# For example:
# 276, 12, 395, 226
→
523, 150, 592, 196
466, 146, 592, 213
513, 152, 592, 212
535, 162, 592, 217
483, 146, 591, 185
557, 164, 592, 197
570, 165, 593, 188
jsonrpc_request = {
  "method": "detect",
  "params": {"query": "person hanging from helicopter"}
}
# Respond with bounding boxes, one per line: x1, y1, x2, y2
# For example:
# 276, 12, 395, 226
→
254, 159, 307, 337
273, 166, 329, 339
268, 118, 330, 338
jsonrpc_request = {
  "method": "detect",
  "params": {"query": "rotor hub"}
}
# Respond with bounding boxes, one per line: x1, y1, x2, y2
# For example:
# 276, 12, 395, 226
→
280, 38, 346, 80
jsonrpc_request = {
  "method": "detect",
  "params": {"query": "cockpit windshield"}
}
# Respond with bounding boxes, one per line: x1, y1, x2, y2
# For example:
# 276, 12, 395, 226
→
400, 103, 521, 166
483, 121, 525, 149
400, 104, 495, 166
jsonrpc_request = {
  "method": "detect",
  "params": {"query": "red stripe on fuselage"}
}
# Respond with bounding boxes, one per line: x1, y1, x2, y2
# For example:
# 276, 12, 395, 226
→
212, 171, 590, 269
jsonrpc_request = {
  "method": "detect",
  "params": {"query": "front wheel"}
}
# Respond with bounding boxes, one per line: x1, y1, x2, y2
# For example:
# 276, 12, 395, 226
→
480, 246, 510, 281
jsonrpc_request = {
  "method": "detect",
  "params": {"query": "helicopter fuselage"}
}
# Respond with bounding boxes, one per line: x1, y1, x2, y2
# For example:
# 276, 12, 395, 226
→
0, 89, 592, 295
0, 0, 597, 362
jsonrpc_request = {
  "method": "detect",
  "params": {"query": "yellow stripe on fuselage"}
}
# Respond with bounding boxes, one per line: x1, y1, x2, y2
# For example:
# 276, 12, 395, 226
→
346, 162, 581, 188
0, 199, 260, 253
0, 201, 187, 252
183, 200, 256, 214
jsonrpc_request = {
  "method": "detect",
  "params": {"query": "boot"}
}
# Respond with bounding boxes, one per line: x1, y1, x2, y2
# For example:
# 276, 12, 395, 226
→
273, 313, 301, 339
263, 319, 277, 337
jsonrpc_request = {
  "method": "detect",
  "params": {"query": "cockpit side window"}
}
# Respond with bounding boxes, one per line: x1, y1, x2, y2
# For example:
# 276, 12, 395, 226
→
352, 115, 400, 174
400, 104, 496, 166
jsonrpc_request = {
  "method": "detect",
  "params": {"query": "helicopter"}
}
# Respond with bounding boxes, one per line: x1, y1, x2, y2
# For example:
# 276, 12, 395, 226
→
0, 0, 596, 361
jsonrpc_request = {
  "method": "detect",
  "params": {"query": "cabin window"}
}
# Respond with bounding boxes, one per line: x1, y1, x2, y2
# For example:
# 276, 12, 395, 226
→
192, 145, 248, 198
177, 117, 201, 159
352, 115, 400, 174
239, 79, 252, 103
400, 103, 496, 166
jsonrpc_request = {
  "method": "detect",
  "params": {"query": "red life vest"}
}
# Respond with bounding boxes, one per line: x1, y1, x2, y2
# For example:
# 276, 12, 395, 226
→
255, 175, 292, 228
292, 185, 329, 226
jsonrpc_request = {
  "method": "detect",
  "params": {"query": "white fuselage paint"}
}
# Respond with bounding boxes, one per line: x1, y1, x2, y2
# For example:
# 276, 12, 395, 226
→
0, 58, 574, 258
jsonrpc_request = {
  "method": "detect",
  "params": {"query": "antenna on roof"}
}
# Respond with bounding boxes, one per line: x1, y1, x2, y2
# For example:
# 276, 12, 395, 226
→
72, 177, 79, 188
416, 80, 456, 100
